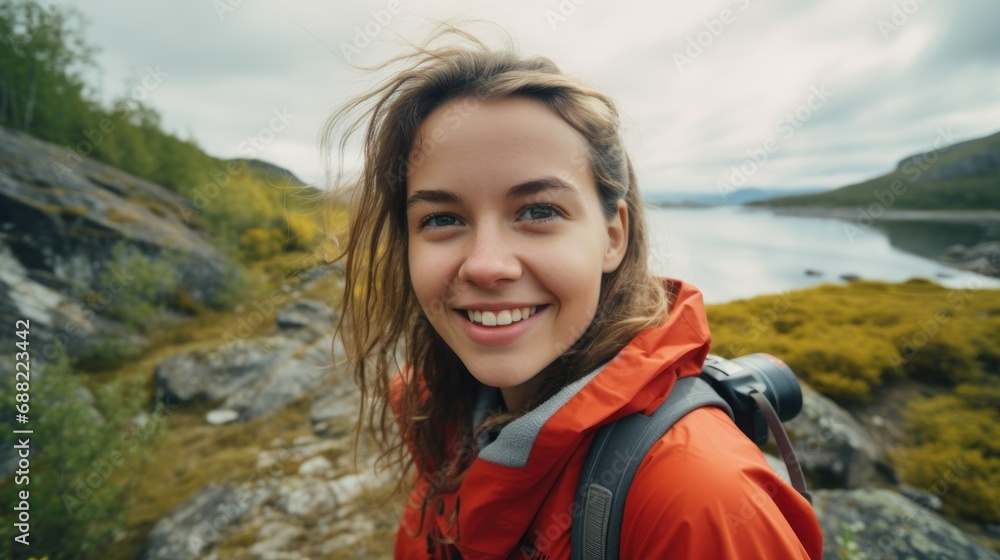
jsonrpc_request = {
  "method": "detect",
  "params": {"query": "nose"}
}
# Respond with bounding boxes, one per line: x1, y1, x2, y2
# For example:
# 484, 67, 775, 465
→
457, 226, 522, 289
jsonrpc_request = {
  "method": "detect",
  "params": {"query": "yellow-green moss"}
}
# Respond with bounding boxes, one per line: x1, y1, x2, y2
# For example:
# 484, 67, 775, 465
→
707, 279, 1000, 401
708, 279, 1000, 525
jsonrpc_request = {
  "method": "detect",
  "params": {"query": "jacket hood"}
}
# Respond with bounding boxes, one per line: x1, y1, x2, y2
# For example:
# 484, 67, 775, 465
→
439, 278, 712, 558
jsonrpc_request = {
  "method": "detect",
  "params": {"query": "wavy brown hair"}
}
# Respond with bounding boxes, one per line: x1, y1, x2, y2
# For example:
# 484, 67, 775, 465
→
322, 26, 672, 521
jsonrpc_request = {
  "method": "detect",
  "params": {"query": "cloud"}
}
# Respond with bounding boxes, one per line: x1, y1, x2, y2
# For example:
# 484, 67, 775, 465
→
71, 0, 1000, 194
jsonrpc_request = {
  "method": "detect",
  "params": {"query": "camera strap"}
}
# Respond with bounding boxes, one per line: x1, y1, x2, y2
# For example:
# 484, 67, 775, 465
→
748, 390, 811, 503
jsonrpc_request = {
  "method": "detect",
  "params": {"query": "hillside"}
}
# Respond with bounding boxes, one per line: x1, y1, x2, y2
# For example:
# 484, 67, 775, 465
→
756, 130, 1000, 210
646, 186, 830, 207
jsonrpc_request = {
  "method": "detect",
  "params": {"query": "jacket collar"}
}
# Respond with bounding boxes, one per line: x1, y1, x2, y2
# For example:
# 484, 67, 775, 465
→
453, 278, 712, 558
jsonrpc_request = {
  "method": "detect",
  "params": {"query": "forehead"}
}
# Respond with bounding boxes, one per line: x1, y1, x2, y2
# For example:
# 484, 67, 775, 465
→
405, 96, 592, 195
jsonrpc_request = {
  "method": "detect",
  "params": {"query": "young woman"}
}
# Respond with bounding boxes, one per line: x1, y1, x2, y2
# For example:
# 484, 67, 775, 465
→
327, 29, 822, 559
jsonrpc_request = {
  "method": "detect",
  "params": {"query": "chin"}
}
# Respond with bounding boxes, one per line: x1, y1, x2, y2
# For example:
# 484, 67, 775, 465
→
466, 362, 543, 389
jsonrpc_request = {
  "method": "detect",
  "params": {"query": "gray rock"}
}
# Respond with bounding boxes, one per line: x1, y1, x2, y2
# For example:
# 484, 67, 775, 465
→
814, 488, 1000, 560
943, 244, 967, 258
220, 335, 338, 421
139, 437, 393, 560
940, 241, 1000, 277
153, 336, 292, 405
247, 521, 307, 560
0, 125, 229, 361
785, 386, 896, 489
140, 483, 270, 560
899, 485, 944, 511
275, 299, 333, 331
154, 333, 343, 422
297, 456, 333, 477
274, 477, 339, 517
309, 367, 358, 437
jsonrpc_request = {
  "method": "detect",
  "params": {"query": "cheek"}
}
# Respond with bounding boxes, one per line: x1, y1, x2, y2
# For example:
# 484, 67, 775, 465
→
532, 241, 604, 312
408, 242, 454, 316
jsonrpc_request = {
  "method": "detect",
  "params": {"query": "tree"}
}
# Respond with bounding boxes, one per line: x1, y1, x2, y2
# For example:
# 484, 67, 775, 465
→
0, 0, 95, 139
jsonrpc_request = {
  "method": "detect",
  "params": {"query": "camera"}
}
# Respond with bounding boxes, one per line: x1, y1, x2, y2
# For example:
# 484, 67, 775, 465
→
700, 353, 803, 445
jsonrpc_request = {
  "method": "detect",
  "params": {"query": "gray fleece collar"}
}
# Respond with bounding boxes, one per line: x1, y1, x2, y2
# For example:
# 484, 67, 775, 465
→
474, 363, 608, 468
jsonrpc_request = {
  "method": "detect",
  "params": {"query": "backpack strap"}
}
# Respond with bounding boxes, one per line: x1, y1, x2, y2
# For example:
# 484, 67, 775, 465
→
569, 376, 734, 560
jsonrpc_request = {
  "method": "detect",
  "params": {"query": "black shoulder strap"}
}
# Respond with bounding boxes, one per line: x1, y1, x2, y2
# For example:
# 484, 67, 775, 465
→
569, 376, 733, 560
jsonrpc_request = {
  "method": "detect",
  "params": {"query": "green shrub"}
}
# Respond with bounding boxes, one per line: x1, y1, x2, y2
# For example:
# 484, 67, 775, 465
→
73, 335, 141, 372
206, 251, 259, 311
0, 355, 163, 560
98, 243, 181, 332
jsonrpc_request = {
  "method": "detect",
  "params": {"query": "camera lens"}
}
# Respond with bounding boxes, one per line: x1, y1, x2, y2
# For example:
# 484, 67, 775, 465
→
729, 353, 803, 421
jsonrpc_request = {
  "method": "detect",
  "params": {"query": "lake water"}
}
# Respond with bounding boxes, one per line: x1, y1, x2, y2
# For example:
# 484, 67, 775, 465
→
645, 206, 1000, 304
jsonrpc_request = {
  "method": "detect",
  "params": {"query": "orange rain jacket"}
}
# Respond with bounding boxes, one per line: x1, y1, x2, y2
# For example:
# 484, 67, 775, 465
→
393, 279, 823, 559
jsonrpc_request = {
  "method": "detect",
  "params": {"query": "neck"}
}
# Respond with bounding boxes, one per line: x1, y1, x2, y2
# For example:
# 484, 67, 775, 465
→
499, 361, 560, 410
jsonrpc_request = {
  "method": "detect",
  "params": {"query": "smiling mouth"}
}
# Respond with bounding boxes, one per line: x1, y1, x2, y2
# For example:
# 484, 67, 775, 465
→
458, 305, 548, 326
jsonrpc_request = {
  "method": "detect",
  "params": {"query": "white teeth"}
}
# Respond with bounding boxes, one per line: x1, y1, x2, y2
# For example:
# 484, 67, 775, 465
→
497, 310, 512, 326
481, 311, 497, 326
465, 306, 542, 326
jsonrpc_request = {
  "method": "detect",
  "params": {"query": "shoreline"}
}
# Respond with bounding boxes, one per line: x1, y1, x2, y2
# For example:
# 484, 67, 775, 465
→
748, 206, 1000, 278
749, 206, 1000, 223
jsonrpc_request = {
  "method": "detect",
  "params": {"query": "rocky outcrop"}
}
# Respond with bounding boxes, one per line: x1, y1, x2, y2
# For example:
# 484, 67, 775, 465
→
153, 299, 341, 422
941, 241, 1000, 277
139, 435, 395, 560
275, 298, 335, 331
785, 385, 897, 489
0, 125, 228, 359
814, 489, 1000, 559
897, 148, 1000, 182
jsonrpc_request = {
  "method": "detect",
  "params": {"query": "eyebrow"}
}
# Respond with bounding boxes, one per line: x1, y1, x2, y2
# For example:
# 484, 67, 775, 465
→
405, 177, 580, 210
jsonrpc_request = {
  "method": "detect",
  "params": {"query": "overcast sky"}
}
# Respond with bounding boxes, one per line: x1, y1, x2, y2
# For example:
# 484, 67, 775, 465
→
71, 0, 1000, 196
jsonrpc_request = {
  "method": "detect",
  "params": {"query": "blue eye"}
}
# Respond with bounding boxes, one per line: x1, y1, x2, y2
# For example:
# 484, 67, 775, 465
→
518, 203, 560, 222
419, 213, 460, 229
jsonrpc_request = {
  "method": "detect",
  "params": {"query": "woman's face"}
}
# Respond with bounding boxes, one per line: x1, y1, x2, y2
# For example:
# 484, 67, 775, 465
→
405, 96, 627, 409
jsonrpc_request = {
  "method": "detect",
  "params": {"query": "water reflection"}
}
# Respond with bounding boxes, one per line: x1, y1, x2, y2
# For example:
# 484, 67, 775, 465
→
646, 206, 1000, 304
870, 220, 1000, 260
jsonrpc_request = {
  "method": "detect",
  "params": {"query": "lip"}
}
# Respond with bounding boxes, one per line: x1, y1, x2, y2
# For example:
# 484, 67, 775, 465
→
456, 305, 547, 346
456, 302, 543, 312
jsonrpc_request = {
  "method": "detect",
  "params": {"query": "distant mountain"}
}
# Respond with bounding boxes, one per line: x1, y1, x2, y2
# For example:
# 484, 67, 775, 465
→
646, 187, 831, 207
755, 130, 1000, 210
236, 158, 306, 186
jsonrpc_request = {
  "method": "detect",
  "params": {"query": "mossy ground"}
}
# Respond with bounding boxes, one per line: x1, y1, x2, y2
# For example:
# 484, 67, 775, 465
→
707, 278, 1000, 529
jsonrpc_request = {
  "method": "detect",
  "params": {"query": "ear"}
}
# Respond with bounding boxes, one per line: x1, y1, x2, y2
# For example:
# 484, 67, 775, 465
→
602, 198, 628, 273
